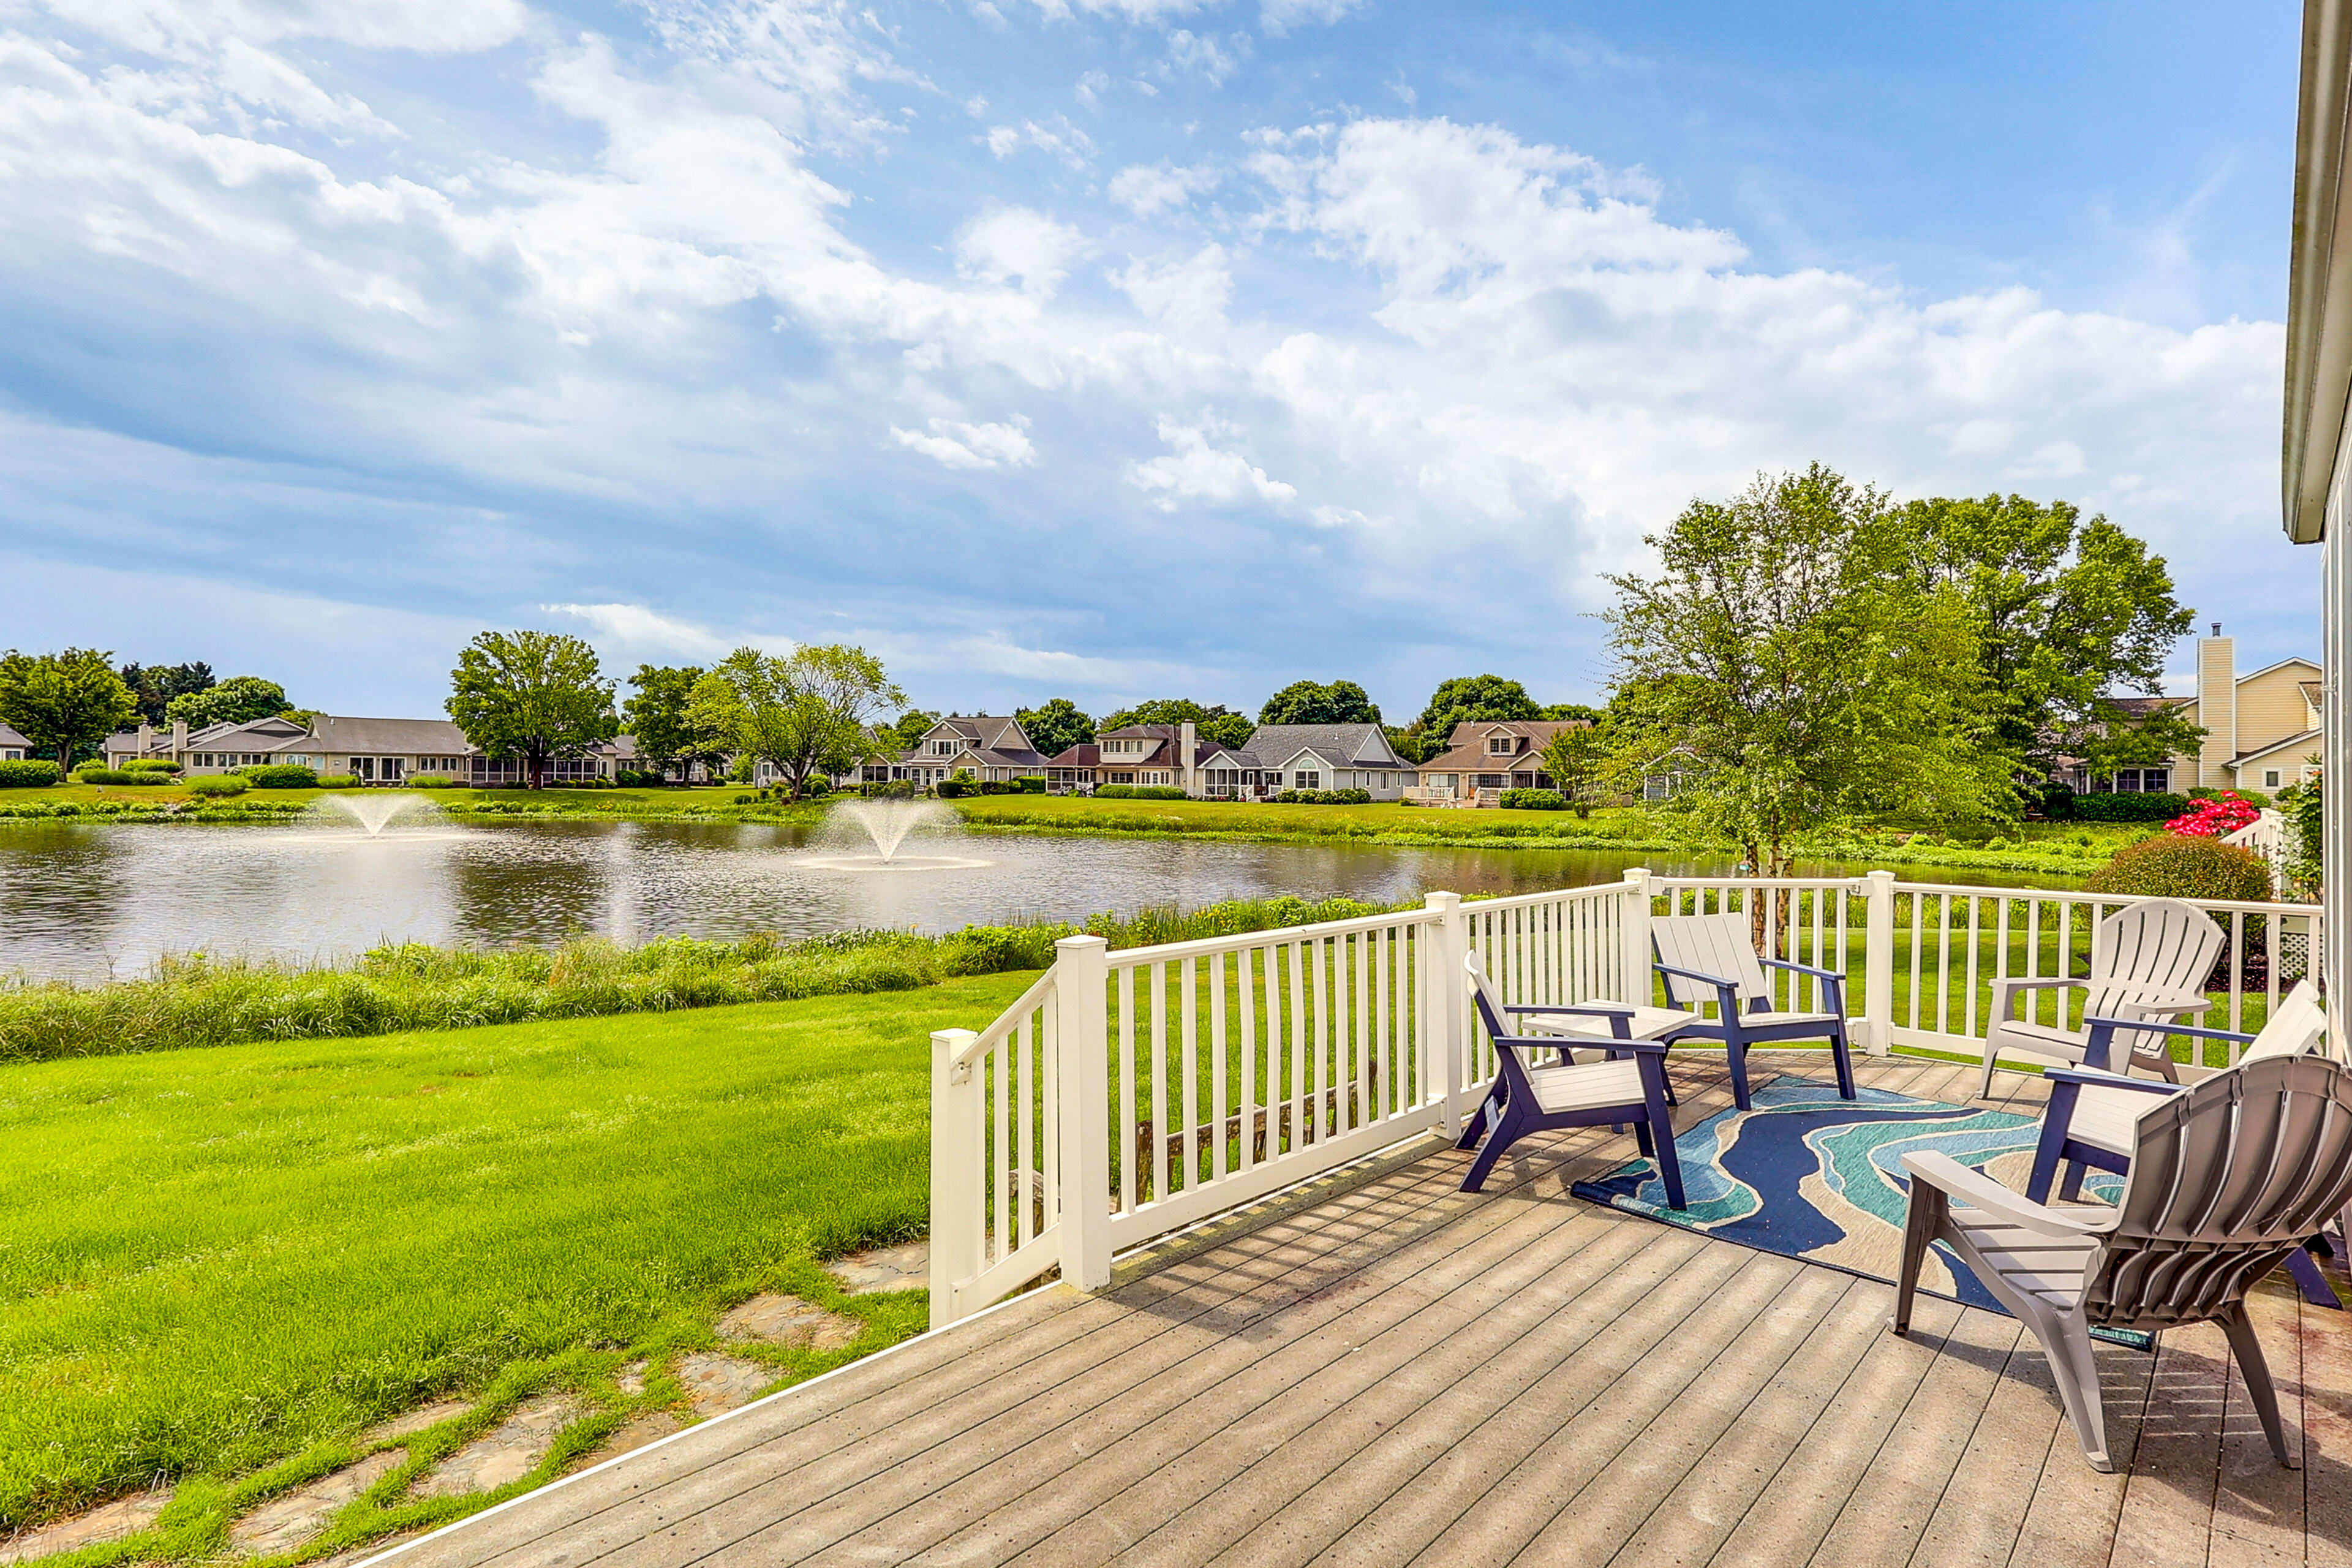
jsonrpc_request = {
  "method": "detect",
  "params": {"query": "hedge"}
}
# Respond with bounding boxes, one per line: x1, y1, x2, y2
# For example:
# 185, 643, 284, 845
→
315, 775, 361, 789
1499, 788, 1566, 810
2084, 833, 2271, 903
187, 775, 249, 798
74, 768, 166, 786
0, 760, 61, 788
1096, 785, 1188, 800
126, 759, 182, 775
405, 774, 459, 788
235, 764, 318, 789
2071, 791, 2188, 823
1272, 788, 1373, 805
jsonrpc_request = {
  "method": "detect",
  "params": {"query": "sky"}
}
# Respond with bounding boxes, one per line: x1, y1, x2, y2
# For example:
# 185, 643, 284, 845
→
0, 0, 2315, 722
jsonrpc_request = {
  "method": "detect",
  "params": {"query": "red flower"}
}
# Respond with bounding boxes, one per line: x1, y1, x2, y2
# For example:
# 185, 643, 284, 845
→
2165, 792, 2260, 838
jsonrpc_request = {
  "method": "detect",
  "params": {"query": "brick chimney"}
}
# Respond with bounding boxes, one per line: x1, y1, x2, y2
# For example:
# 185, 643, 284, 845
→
2196, 625, 2235, 789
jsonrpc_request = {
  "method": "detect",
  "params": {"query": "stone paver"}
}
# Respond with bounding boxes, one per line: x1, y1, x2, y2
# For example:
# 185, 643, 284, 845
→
715, 1293, 862, 1351
360, 1398, 472, 1446
412, 1395, 584, 1499
615, 1359, 649, 1397
587, 1412, 683, 1467
676, 1352, 780, 1417
824, 1240, 927, 1294
230, 1451, 402, 1555
0, 1490, 172, 1564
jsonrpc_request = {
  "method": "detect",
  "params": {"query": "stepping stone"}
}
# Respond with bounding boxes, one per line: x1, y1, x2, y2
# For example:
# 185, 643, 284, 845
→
715, 1294, 862, 1351
230, 1451, 402, 1556
359, 1398, 471, 1446
615, 1359, 649, 1397
411, 1394, 584, 1499
825, 1241, 928, 1294
585, 1411, 682, 1467
0, 1490, 172, 1564
676, 1352, 780, 1417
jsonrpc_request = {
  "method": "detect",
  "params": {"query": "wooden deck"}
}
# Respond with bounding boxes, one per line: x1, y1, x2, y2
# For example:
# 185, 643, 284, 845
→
385, 1053, 2352, 1568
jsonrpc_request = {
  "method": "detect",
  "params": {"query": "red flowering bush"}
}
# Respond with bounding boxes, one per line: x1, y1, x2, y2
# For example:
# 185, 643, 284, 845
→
2166, 792, 2260, 838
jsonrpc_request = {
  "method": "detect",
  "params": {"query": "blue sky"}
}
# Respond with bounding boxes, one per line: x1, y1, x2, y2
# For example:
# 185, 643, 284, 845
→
0, 0, 2310, 720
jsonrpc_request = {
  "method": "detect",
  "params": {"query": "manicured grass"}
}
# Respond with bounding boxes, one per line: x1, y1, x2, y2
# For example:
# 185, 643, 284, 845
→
0, 973, 1038, 1542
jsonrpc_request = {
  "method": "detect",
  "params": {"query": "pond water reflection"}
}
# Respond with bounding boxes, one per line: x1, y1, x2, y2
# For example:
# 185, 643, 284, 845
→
0, 816, 2079, 984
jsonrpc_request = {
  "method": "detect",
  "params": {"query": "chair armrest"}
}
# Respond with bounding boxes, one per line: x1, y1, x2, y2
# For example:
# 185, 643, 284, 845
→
1758, 956, 1841, 983
1505, 1001, 1632, 1016
1498, 1033, 1668, 1057
2081, 1011, 2250, 1071
1653, 961, 1741, 993
2043, 1065, 2182, 1096
1901, 1151, 2114, 1237
2100, 986, 2212, 1016
1990, 974, 2084, 1024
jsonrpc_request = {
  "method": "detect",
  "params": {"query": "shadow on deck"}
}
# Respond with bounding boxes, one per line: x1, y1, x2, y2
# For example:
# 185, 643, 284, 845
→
377, 1052, 2352, 1568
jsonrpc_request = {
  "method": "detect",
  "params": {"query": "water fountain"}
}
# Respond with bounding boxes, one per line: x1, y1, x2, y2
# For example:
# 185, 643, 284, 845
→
797, 798, 993, 872
307, 793, 447, 839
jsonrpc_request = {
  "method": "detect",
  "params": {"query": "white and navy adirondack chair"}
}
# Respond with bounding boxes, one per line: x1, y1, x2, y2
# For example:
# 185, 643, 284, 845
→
1650, 912, 1856, 1111
1978, 897, 2225, 1098
1457, 953, 1686, 1206
1896, 1054, 2352, 1471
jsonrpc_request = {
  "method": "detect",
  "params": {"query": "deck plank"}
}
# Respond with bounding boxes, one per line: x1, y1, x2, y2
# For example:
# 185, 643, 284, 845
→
375, 1052, 2343, 1568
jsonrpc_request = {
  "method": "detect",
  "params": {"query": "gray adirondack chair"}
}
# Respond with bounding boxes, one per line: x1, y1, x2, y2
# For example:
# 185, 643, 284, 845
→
1651, 911, 1855, 1111
1896, 1054, 2352, 1471
1978, 897, 2225, 1098
1457, 953, 1686, 1205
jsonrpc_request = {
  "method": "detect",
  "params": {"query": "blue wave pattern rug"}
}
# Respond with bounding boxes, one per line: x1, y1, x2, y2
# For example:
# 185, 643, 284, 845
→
1570, 1073, 2150, 1349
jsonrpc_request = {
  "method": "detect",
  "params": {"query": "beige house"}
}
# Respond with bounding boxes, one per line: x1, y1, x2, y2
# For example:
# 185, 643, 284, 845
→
891, 715, 1047, 788
1410, 720, 1592, 805
2060, 630, 2320, 796
104, 714, 633, 784
0, 723, 32, 763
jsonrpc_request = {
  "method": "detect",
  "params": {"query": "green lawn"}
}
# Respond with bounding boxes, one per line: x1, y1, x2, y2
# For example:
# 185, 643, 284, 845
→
1, 972, 1038, 1551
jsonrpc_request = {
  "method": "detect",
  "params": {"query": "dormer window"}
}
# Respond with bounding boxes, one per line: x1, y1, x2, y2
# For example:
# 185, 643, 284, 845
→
1487, 736, 1518, 755
933, 741, 956, 756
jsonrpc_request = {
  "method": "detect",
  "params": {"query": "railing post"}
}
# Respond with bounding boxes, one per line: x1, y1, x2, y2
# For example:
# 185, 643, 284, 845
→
1052, 935, 1114, 1293
929, 1027, 982, 1330
1862, 870, 1896, 1055
1423, 892, 1466, 1137
1620, 868, 1654, 1005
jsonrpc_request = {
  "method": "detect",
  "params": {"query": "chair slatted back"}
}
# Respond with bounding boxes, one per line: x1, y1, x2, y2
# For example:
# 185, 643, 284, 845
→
2089, 1055, 2352, 1328
1652, 913, 1772, 1008
1464, 951, 1513, 1043
2237, 981, 2331, 1066
2081, 899, 2226, 1022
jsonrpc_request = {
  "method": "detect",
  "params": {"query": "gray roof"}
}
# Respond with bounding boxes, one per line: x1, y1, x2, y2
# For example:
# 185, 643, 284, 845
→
0, 722, 32, 751
1232, 724, 1411, 772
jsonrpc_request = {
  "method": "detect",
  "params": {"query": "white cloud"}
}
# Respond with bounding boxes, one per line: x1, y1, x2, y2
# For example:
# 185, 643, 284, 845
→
1109, 244, 1231, 333
889, 415, 1038, 469
1127, 417, 1296, 509
1260, 0, 1364, 34
1107, 160, 1218, 216
542, 602, 737, 658
1018, 0, 1206, 21
954, 205, 1088, 295
981, 115, 1095, 167
1162, 28, 1241, 85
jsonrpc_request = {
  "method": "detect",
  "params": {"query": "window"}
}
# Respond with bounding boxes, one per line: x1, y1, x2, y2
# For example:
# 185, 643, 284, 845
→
2265, 769, 2282, 789
1487, 737, 1517, 755
1474, 773, 1504, 788
933, 741, 955, 756
1294, 771, 1320, 790
1430, 774, 1456, 790
1108, 771, 1136, 784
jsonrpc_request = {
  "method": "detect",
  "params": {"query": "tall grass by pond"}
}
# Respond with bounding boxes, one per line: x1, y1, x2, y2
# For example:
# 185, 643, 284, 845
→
0, 895, 1410, 1063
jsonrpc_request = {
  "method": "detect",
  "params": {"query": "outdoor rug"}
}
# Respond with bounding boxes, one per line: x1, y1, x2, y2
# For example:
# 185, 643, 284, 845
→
1569, 1073, 2152, 1349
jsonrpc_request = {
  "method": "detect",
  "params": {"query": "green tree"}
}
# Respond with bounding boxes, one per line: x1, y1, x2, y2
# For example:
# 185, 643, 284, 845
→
1542, 703, 1605, 725
1902, 494, 2197, 776
1098, 699, 1253, 751
445, 631, 617, 790
165, 675, 296, 729
1257, 680, 1381, 727
688, 645, 903, 801
1016, 698, 1096, 758
0, 649, 139, 768
118, 662, 213, 727
1604, 464, 2005, 880
622, 665, 707, 779
1536, 724, 1607, 818
1408, 675, 1540, 757
888, 710, 940, 750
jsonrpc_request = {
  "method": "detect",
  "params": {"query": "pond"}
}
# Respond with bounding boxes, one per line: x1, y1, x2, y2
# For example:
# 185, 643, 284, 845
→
0, 813, 2081, 984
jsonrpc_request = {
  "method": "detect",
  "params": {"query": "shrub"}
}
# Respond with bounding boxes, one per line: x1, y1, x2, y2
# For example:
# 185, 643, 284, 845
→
405, 774, 458, 789
1095, 784, 1186, 800
860, 780, 915, 799
75, 767, 165, 785
186, 774, 249, 798
2166, 792, 2260, 838
2027, 780, 2075, 820
1499, 788, 1567, 810
235, 764, 319, 790
935, 778, 972, 798
2084, 833, 2271, 903
1014, 776, 1047, 793
315, 775, 361, 790
2071, 791, 2188, 823
126, 759, 183, 775
0, 760, 61, 788
1271, 788, 1372, 805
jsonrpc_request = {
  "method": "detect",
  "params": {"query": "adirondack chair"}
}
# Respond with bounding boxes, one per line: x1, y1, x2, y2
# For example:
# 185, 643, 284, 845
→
1457, 953, 1686, 1206
2024, 981, 2331, 1204
1896, 1054, 2352, 1471
1977, 897, 2225, 1099
1650, 912, 1855, 1111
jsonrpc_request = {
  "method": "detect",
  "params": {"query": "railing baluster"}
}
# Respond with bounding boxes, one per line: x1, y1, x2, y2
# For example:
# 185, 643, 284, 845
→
1118, 967, 1136, 1215
1150, 961, 1169, 1199
1209, 951, 1227, 1180
1180, 956, 1199, 1188
1237, 945, 1257, 1176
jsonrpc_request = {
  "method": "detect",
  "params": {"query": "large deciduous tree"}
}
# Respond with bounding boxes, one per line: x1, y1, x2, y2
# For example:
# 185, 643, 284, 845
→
118, 662, 213, 728
688, 644, 903, 801
0, 649, 139, 768
1901, 493, 2198, 777
1406, 675, 1541, 760
165, 675, 296, 729
446, 631, 617, 790
1604, 464, 2005, 881
1536, 724, 1607, 818
622, 665, 707, 780
889, 710, 940, 750
1098, 698, 1253, 751
1016, 698, 1096, 757
1257, 680, 1381, 727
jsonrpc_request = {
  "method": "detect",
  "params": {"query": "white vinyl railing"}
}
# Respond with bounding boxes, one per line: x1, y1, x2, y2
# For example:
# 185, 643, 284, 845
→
928, 868, 2325, 1325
